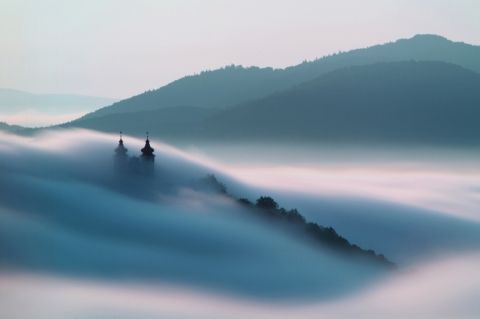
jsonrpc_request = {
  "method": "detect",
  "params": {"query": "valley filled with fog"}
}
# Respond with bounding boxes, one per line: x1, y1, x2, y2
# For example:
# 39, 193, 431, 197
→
1, 130, 479, 318
2, 1, 480, 317
184, 143, 480, 261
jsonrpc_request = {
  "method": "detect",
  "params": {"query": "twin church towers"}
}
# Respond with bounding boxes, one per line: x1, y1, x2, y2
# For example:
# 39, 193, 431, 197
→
114, 132, 155, 174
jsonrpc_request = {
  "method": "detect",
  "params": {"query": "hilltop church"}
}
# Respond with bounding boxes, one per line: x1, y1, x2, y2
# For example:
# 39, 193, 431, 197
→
114, 132, 155, 175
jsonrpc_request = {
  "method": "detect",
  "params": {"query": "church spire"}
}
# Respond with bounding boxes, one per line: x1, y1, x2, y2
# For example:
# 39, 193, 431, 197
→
141, 131, 155, 159
115, 131, 128, 157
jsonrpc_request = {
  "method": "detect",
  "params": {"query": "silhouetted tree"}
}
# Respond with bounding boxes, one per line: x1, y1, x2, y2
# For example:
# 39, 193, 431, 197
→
193, 175, 395, 268
285, 209, 305, 224
256, 196, 278, 210
250, 195, 395, 268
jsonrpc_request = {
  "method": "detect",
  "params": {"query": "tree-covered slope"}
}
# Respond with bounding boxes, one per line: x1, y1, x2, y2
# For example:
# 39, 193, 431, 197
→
68, 61, 480, 145
202, 61, 480, 144
82, 34, 480, 120
65, 106, 217, 138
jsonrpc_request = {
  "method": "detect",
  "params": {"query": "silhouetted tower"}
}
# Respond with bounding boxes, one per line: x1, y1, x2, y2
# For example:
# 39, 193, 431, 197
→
115, 132, 128, 157
140, 132, 155, 174
114, 132, 128, 170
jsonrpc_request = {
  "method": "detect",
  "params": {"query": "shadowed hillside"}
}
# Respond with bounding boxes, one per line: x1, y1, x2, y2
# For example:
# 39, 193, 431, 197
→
202, 61, 480, 144
0, 122, 28, 134
62, 106, 217, 138
68, 61, 480, 145
81, 34, 480, 119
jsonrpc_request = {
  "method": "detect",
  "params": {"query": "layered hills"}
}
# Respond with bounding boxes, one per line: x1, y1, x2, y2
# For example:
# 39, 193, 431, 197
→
8, 34, 479, 145
82, 34, 480, 119
69, 60, 480, 145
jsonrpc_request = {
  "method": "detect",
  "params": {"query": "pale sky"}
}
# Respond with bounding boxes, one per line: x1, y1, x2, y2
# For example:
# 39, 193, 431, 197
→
1, 0, 479, 98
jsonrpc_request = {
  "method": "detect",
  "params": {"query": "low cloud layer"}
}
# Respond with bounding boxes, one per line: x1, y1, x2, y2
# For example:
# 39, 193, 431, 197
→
1, 253, 479, 319
1, 129, 479, 318
0, 129, 386, 299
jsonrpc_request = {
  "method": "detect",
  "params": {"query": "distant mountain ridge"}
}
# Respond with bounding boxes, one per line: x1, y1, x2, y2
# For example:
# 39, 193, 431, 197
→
0, 88, 118, 127
0, 88, 116, 113
0, 121, 26, 133
202, 61, 480, 144
82, 34, 480, 120
68, 60, 480, 145
280, 34, 480, 85
58, 35, 480, 145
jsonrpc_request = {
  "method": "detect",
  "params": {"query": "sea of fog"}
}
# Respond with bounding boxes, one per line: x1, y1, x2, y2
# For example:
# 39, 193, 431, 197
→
0, 129, 479, 318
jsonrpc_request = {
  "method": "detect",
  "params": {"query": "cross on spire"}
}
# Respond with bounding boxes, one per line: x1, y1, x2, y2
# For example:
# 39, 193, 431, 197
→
141, 131, 155, 158
115, 130, 128, 156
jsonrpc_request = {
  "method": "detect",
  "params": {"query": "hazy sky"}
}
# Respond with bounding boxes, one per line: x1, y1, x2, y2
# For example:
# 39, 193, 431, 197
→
1, 0, 479, 98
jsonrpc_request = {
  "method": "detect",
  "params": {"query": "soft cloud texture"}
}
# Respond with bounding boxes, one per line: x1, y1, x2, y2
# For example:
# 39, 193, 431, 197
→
1, 254, 479, 319
1, 129, 479, 318
0, 129, 388, 299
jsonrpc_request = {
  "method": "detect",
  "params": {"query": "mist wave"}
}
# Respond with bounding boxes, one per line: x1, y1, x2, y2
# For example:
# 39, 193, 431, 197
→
0, 129, 389, 299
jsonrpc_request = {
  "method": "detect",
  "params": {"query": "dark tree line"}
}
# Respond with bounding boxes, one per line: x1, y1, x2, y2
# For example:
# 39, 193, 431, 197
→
239, 196, 394, 268
197, 175, 394, 268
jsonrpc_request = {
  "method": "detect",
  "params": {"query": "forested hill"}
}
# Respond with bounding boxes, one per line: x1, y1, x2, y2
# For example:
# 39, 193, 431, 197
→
81, 34, 480, 120
68, 61, 480, 145
203, 61, 480, 144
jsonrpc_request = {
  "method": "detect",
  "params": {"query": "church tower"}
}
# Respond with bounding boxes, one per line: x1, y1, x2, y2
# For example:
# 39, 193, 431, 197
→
140, 132, 155, 174
114, 132, 128, 171
115, 132, 128, 157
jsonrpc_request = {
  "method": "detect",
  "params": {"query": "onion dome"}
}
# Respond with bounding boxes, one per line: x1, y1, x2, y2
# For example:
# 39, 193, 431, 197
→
141, 132, 155, 159
115, 132, 128, 156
